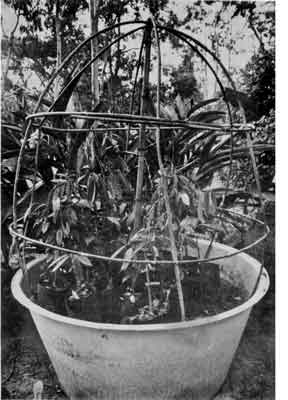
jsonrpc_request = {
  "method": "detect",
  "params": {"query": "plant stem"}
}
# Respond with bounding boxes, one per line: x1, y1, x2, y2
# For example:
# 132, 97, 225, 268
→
159, 170, 186, 321
145, 265, 153, 313
151, 16, 185, 321
134, 20, 153, 232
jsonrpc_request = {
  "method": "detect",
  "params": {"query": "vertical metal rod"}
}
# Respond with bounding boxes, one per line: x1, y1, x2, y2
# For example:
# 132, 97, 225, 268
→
90, 0, 100, 107
151, 16, 186, 321
125, 30, 146, 155
133, 19, 153, 232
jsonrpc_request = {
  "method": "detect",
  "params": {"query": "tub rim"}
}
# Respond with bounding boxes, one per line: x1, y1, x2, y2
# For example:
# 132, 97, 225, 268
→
11, 241, 269, 332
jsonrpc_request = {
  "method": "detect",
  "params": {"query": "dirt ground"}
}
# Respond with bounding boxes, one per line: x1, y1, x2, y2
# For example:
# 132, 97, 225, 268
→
2, 204, 275, 400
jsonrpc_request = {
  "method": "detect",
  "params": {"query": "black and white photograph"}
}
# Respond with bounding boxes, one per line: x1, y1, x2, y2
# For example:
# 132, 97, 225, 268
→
1, 1, 275, 399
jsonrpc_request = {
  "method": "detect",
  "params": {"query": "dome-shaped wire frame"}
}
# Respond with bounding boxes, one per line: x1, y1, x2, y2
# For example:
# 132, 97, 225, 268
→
10, 17, 269, 297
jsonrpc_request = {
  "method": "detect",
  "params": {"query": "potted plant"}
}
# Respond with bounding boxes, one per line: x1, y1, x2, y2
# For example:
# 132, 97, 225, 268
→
10, 18, 271, 400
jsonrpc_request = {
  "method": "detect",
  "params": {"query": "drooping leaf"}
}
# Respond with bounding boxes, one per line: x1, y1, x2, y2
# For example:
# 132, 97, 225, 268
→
152, 246, 159, 259
178, 191, 190, 207
175, 94, 188, 119
48, 254, 69, 272
223, 87, 253, 111
178, 130, 215, 155
52, 196, 61, 223
196, 160, 234, 182
210, 135, 231, 154
197, 191, 206, 223
50, 62, 82, 115
77, 199, 91, 208
107, 216, 121, 230
116, 170, 133, 193
42, 220, 50, 234
187, 97, 220, 117
127, 208, 135, 226
161, 104, 179, 120
76, 145, 86, 174
66, 93, 85, 129
1, 157, 18, 172
121, 247, 134, 272
119, 202, 127, 215
30, 253, 49, 266
87, 172, 97, 204
76, 255, 93, 267
190, 111, 225, 123
68, 208, 78, 225
56, 229, 63, 246
109, 243, 127, 260
71, 254, 84, 284
199, 135, 218, 166
23, 205, 32, 223
84, 236, 95, 246
180, 216, 198, 231
1, 123, 22, 151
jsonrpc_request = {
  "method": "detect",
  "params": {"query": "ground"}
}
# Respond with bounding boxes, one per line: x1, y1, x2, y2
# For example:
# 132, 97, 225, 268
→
2, 203, 275, 400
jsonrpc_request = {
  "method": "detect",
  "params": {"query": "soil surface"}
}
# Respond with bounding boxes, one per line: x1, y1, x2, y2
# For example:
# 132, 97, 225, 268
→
2, 203, 275, 400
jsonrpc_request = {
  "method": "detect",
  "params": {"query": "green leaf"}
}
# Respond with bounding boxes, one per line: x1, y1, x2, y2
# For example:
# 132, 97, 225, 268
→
180, 216, 198, 230
121, 248, 134, 272
198, 223, 224, 234
107, 216, 120, 230
69, 208, 78, 225
48, 254, 70, 272
178, 192, 190, 207
119, 202, 127, 215
2, 157, 18, 172
208, 191, 217, 215
71, 255, 84, 284
56, 229, 63, 246
161, 104, 178, 120
84, 236, 95, 246
23, 205, 32, 223
197, 192, 206, 223
42, 220, 49, 234
30, 253, 49, 267
152, 246, 159, 259
127, 208, 135, 226
199, 136, 218, 165
187, 97, 220, 117
78, 199, 91, 208
175, 94, 188, 119
87, 173, 97, 204
76, 255, 93, 267
52, 196, 61, 222
190, 111, 225, 123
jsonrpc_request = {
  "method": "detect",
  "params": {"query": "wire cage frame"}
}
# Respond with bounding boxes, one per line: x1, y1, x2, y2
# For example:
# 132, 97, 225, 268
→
10, 17, 270, 295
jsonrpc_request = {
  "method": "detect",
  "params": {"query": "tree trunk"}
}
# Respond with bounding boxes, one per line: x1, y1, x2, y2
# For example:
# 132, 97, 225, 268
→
2, 12, 19, 87
90, 0, 100, 108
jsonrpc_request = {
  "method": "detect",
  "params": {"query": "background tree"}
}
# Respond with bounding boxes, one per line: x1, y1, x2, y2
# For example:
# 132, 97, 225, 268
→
2, 0, 89, 104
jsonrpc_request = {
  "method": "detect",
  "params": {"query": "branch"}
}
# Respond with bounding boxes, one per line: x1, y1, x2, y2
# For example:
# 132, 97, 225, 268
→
246, 10, 269, 54
10, 11, 20, 38
1, 16, 7, 37
248, 16, 266, 53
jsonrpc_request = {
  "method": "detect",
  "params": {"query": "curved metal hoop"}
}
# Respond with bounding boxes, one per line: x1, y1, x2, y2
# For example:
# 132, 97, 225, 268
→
33, 20, 147, 114
26, 111, 252, 131
9, 207, 270, 266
